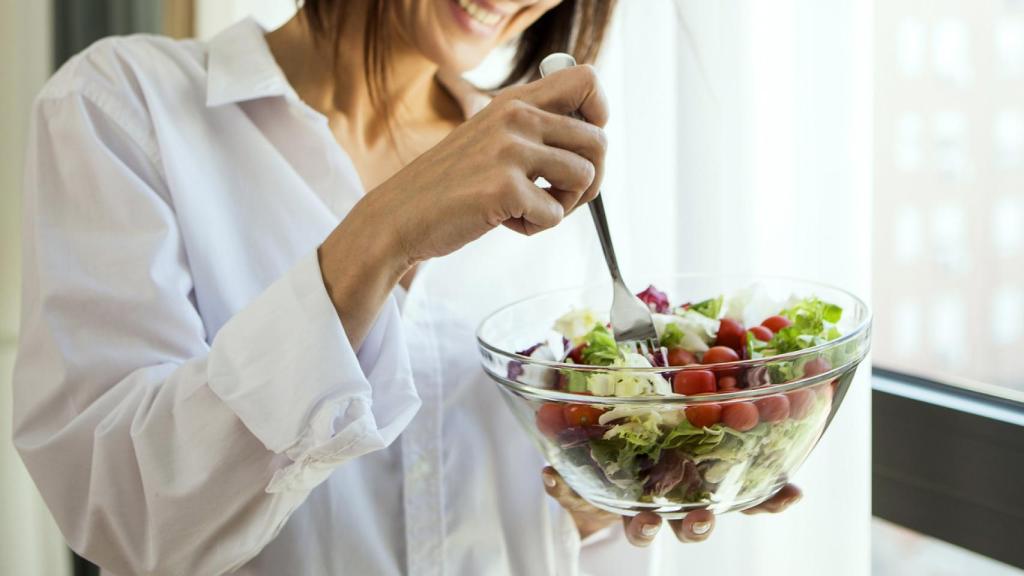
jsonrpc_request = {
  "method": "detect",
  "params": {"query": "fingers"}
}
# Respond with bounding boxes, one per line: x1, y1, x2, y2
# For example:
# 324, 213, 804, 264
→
516, 65, 610, 127
541, 466, 594, 513
669, 509, 715, 543
623, 512, 663, 547
523, 144, 594, 214
511, 177, 565, 235
742, 484, 803, 515
488, 82, 608, 214
505, 109, 605, 212
534, 112, 606, 208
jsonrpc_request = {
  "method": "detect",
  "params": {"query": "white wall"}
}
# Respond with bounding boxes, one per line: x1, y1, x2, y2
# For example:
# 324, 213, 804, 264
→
0, 0, 70, 574
196, 0, 295, 39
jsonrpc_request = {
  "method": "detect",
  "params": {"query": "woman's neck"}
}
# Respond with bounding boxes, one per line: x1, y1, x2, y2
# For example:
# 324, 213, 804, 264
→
266, 8, 460, 150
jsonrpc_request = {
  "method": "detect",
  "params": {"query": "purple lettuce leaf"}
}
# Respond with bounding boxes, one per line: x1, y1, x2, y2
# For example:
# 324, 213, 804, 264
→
556, 425, 611, 448
636, 285, 670, 314
644, 450, 700, 497
507, 342, 544, 381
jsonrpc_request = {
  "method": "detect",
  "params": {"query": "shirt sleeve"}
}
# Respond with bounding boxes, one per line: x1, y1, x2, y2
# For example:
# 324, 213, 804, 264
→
12, 72, 420, 575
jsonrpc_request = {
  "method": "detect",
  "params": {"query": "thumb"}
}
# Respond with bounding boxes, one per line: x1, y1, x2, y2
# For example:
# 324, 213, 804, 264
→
541, 466, 592, 512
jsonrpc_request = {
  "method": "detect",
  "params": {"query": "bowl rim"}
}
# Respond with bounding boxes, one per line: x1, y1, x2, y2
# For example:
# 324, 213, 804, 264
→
489, 362, 857, 405
475, 273, 872, 398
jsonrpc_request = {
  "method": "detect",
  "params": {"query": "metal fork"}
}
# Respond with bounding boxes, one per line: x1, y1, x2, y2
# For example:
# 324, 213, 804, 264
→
539, 53, 661, 358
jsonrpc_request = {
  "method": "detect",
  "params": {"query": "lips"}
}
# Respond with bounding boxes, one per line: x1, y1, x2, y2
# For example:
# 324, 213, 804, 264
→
455, 0, 504, 27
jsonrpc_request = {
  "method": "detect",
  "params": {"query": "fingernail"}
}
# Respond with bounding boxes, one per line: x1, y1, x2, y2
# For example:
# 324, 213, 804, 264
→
543, 473, 557, 488
785, 494, 802, 507
692, 521, 711, 535
641, 523, 660, 538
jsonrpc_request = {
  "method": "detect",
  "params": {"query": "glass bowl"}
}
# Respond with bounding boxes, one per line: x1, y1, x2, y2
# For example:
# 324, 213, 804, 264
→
477, 275, 871, 518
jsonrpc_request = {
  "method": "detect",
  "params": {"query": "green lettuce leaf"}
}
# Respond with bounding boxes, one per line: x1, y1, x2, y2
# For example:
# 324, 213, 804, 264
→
690, 296, 724, 319
660, 322, 685, 348
767, 297, 844, 354
581, 324, 621, 366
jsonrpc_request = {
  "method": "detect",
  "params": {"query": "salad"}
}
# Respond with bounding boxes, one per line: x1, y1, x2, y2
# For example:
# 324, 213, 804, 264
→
508, 285, 849, 509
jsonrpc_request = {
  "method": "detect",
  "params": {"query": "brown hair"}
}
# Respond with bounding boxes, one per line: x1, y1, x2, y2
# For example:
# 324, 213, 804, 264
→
300, 0, 616, 119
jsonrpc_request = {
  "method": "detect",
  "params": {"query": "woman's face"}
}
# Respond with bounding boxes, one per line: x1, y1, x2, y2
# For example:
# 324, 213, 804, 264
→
393, 0, 564, 72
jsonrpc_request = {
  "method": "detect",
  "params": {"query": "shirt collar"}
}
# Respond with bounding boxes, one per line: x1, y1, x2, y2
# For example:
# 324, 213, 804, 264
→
206, 18, 296, 107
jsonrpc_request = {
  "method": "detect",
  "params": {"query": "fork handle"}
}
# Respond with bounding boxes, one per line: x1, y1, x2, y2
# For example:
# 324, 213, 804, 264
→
538, 54, 626, 287
587, 195, 625, 285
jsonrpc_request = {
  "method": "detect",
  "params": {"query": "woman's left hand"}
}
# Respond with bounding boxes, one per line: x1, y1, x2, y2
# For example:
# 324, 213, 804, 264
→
542, 466, 803, 546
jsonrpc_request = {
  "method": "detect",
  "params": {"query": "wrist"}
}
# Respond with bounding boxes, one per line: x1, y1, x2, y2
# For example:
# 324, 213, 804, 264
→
318, 200, 412, 345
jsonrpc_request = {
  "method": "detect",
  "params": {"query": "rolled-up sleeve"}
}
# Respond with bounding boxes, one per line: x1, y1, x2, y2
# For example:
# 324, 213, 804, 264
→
208, 251, 420, 494
12, 65, 420, 575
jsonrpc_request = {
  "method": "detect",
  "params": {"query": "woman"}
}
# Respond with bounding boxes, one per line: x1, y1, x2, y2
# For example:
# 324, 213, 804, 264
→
13, 1, 799, 574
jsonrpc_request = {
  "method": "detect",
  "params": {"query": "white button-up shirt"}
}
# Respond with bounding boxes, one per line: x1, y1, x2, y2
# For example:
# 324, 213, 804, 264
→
13, 18, 651, 576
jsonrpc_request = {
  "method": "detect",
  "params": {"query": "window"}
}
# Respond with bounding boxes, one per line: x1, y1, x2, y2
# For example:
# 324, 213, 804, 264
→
53, 0, 192, 68
874, 0, 1024, 398
874, 517, 1024, 576
873, 1, 1024, 572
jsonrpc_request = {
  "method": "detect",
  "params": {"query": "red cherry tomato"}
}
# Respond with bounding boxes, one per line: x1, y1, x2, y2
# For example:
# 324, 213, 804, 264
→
673, 370, 716, 395
786, 389, 816, 419
802, 357, 832, 378
749, 326, 773, 342
755, 395, 791, 422
722, 402, 760, 431
762, 315, 793, 333
685, 403, 723, 428
536, 403, 569, 437
563, 404, 605, 428
703, 346, 740, 364
717, 375, 739, 391
667, 348, 697, 366
715, 318, 746, 352
567, 343, 587, 364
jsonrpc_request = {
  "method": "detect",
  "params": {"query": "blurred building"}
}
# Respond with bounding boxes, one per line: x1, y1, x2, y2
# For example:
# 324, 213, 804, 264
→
874, 0, 1024, 395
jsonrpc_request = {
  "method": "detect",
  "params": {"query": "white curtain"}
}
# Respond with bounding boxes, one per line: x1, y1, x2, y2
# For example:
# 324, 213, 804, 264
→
469, 0, 874, 573
0, 1, 71, 575
597, 1, 873, 574
195, 0, 293, 38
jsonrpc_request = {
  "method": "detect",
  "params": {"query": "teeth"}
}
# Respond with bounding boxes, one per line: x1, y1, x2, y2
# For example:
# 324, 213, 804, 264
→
456, 0, 502, 26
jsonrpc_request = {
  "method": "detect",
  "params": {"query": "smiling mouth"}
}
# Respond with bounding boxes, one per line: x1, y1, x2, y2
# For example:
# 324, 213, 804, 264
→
455, 0, 504, 27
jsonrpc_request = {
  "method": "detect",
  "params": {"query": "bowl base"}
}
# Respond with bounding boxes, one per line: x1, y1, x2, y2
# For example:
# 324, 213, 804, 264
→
584, 483, 785, 519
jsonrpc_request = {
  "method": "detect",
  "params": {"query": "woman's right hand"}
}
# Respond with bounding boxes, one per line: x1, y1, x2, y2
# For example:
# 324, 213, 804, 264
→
370, 63, 609, 262
319, 65, 610, 346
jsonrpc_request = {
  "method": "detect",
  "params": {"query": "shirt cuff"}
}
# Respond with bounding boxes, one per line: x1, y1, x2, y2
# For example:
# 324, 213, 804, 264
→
207, 250, 421, 493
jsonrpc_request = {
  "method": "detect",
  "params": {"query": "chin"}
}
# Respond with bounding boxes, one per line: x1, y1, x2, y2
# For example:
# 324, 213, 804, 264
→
415, 0, 536, 73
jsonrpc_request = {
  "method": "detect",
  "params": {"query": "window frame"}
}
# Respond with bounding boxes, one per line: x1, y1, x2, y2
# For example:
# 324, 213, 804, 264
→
872, 367, 1024, 570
